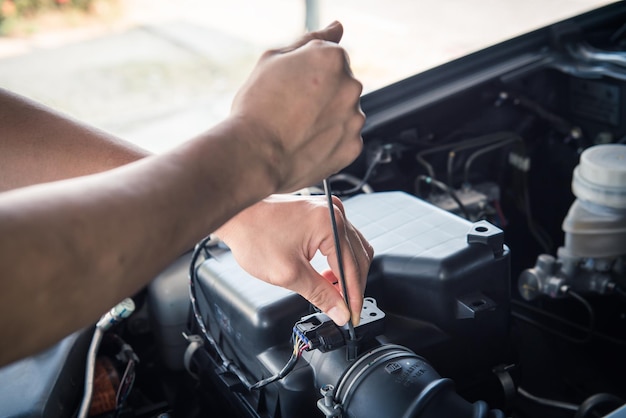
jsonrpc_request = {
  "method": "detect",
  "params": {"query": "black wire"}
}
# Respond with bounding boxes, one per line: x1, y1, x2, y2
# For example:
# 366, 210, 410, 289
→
446, 132, 512, 186
249, 347, 301, 390
189, 236, 221, 350
517, 387, 579, 412
575, 393, 625, 418
188, 237, 304, 391
463, 136, 523, 185
511, 290, 597, 345
188, 237, 253, 389
333, 147, 383, 196
511, 94, 576, 139
417, 132, 511, 180
519, 167, 553, 253
114, 359, 136, 418
565, 289, 595, 344
511, 299, 626, 346
511, 311, 593, 345
416, 175, 471, 220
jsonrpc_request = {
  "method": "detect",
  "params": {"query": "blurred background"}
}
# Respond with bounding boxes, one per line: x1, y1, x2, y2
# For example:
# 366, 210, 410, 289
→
0, 0, 613, 153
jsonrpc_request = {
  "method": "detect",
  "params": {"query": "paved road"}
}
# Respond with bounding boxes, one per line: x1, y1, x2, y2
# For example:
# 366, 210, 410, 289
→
0, 0, 611, 152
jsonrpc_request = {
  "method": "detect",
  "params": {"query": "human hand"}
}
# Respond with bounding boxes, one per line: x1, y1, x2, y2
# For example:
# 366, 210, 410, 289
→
229, 21, 365, 194
214, 194, 373, 326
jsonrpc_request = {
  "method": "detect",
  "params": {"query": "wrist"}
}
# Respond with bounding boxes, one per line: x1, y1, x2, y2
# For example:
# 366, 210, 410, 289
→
172, 116, 281, 230
221, 114, 285, 197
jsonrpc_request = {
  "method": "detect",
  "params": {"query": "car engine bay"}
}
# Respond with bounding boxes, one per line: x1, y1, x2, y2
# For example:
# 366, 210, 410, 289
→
1, 3, 626, 418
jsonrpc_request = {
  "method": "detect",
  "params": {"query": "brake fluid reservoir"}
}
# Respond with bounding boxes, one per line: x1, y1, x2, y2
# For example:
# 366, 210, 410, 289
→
562, 144, 626, 258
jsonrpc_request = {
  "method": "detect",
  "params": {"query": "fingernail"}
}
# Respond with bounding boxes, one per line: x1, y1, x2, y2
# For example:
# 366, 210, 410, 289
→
327, 306, 349, 325
327, 21, 340, 29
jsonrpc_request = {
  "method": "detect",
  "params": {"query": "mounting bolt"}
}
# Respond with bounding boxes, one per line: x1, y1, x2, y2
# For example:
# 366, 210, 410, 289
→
320, 384, 335, 407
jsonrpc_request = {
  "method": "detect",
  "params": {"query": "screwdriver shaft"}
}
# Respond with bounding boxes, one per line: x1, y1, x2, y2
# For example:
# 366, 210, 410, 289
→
322, 179, 357, 342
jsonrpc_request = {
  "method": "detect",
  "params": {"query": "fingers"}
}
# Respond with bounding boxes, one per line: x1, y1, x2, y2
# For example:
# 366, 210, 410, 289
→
289, 266, 351, 325
278, 195, 372, 327
231, 20, 362, 194
345, 225, 374, 325
280, 21, 344, 53
216, 195, 373, 328
319, 197, 373, 326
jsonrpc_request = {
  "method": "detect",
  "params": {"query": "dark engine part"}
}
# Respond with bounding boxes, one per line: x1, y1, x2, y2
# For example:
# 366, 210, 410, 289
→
294, 298, 386, 354
5, 5, 626, 418
188, 191, 511, 418
0, 329, 92, 418
310, 344, 503, 418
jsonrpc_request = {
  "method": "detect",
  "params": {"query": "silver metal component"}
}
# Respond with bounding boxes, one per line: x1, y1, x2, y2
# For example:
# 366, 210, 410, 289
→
518, 255, 566, 301
183, 333, 204, 379
96, 298, 136, 331
328, 173, 374, 194
519, 249, 621, 300
321, 384, 334, 407
317, 384, 342, 418
568, 42, 626, 68
519, 145, 626, 300
547, 52, 626, 82
79, 299, 136, 418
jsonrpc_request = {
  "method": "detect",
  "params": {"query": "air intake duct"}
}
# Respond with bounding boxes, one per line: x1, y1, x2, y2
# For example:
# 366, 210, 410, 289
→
310, 344, 505, 418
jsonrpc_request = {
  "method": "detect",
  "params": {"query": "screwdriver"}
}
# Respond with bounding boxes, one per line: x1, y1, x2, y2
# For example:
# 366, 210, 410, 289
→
322, 178, 358, 360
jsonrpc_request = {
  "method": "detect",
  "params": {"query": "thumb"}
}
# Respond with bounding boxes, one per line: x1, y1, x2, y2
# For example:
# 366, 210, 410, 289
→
294, 263, 351, 326
311, 20, 344, 44
281, 21, 344, 52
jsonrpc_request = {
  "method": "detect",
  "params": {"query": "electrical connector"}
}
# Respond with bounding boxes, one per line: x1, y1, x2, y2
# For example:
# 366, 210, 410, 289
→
96, 298, 136, 331
295, 314, 345, 352
295, 298, 386, 354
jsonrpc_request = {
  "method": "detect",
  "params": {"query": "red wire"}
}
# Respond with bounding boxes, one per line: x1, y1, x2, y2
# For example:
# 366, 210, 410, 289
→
298, 343, 308, 357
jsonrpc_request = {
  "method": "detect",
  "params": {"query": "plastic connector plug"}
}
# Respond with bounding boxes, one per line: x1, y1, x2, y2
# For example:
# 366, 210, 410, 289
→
295, 314, 344, 352
295, 298, 386, 354
96, 298, 136, 331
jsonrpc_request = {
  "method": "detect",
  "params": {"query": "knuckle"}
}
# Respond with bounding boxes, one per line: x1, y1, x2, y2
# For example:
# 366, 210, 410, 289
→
320, 46, 349, 72
353, 108, 366, 127
351, 78, 364, 96
336, 79, 363, 109
342, 81, 363, 104
270, 265, 300, 289
344, 128, 364, 157
308, 38, 328, 48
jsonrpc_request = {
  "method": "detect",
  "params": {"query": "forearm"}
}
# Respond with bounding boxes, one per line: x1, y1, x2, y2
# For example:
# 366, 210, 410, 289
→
0, 117, 275, 365
0, 21, 365, 366
0, 88, 149, 191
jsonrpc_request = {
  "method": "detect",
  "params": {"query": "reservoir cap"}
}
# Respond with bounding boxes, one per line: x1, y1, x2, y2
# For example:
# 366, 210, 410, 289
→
572, 144, 626, 209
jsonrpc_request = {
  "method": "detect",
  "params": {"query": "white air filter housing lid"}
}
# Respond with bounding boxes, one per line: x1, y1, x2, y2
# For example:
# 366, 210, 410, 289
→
572, 144, 626, 209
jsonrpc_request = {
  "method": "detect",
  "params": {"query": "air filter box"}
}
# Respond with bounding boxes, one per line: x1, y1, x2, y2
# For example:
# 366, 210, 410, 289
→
194, 191, 510, 394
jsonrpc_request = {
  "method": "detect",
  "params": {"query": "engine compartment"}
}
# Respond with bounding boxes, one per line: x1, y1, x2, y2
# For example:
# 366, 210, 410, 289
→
1, 3, 626, 418
185, 192, 510, 418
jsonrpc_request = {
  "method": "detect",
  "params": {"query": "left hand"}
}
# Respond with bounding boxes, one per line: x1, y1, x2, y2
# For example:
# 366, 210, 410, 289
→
214, 194, 373, 326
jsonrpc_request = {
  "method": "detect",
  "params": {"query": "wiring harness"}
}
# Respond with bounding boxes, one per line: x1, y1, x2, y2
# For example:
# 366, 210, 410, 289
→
188, 236, 308, 391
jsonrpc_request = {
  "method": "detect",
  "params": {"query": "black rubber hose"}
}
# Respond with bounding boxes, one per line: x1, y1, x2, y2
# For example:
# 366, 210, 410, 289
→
574, 393, 625, 418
